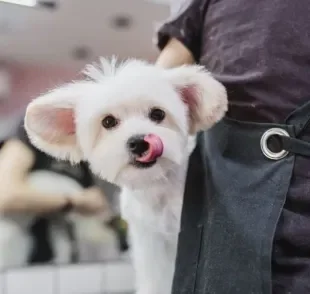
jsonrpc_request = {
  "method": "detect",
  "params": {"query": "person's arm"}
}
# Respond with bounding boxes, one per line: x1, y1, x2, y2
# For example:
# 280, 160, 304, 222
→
156, 38, 195, 68
0, 139, 108, 215
73, 186, 111, 216
155, 0, 208, 67
66, 161, 112, 216
0, 139, 70, 214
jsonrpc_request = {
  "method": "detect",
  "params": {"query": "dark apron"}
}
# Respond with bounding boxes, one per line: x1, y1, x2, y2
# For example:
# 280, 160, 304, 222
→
172, 100, 310, 294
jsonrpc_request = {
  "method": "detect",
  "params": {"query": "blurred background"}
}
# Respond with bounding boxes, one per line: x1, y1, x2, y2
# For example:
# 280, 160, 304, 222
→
0, 0, 170, 293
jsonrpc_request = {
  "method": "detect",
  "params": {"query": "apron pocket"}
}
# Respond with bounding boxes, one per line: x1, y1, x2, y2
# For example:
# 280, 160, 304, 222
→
172, 225, 203, 294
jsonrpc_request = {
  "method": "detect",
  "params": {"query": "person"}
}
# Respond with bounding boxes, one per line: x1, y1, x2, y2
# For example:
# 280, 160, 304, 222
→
155, 0, 310, 293
0, 119, 108, 264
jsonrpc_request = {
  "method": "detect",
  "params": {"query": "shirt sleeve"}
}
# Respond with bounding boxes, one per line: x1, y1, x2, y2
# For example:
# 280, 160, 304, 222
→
156, 0, 209, 61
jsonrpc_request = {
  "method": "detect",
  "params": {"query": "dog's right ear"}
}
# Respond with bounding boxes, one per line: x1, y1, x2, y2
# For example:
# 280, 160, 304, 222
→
24, 82, 92, 163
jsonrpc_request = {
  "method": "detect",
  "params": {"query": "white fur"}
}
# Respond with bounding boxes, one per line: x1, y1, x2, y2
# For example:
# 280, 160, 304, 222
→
28, 171, 118, 263
24, 58, 228, 293
0, 171, 117, 268
27, 171, 82, 264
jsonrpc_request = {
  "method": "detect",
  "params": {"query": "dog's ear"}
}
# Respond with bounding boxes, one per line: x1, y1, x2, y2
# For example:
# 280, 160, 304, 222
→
165, 65, 228, 134
24, 82, 92, 163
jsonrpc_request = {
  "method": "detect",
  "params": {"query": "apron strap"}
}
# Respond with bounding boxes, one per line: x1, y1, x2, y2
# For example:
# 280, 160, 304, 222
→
282, 136, 310, 157
285, 99, 310, 137
279, 99, 310, 157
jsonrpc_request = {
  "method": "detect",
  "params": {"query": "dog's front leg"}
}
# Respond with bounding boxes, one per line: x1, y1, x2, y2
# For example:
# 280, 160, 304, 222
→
128, 221, 177, 294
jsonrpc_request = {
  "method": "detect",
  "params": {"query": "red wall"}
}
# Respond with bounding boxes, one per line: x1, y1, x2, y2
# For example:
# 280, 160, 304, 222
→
0, 62, 79, 117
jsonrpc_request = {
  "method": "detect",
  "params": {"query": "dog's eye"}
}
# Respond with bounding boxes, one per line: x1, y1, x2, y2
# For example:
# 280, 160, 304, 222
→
101, 115, 118, 129
149, 108, 166, 123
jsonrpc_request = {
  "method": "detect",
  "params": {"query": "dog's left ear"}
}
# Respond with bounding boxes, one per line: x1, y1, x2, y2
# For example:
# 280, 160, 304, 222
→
165, 65, 228, 134
24, 82, 93, 163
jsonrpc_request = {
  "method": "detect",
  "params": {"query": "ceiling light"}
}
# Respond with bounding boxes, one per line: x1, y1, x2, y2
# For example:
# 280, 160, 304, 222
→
0, 0, 37, 7
72, 46, 92, 61
111, 15, 133, 30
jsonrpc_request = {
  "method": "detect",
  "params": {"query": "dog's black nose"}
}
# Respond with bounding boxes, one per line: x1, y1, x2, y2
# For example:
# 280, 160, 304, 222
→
127, 135, 149, 156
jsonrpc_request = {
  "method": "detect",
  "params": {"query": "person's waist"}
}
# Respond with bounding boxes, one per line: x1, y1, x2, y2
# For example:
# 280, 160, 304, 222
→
222, 85, 310, 124
206, 118, 293, 161
226, 102, 295, 124
205, 117, 310, 165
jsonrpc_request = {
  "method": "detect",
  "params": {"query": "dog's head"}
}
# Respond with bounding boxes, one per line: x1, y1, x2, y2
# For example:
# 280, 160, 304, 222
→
24, 58, 227, 189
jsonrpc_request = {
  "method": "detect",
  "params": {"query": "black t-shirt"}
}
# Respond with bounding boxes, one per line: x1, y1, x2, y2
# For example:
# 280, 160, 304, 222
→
16, 121, 95, 264
157, 0, 310, 123
157, 3, 310, 291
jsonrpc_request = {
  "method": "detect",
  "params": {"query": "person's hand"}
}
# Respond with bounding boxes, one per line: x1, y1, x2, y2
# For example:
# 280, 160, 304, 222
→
68, 187, 111, 216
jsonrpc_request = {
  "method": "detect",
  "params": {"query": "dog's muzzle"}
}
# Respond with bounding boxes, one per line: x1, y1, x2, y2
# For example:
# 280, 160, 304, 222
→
127, 134, 163, 163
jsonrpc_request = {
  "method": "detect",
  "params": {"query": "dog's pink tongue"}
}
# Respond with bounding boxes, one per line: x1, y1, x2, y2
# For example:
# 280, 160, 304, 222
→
136, 134, 163, 163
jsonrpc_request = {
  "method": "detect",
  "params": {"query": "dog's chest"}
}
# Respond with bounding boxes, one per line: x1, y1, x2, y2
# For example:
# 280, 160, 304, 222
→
120, 184, 183, 235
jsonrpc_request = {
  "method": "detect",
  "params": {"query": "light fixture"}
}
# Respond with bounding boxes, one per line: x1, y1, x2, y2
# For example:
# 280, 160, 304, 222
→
72, 46, 92, 61
0, 0, 37, 7
111, 15, 133, 30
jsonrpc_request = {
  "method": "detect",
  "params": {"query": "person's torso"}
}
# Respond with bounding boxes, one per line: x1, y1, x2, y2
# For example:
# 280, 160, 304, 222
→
200, 0, 310, 123
31, 149, 93, 188
27, 142, 92, 264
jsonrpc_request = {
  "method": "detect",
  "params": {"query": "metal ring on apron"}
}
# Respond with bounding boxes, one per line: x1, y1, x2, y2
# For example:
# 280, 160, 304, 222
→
260, 128, 290, 160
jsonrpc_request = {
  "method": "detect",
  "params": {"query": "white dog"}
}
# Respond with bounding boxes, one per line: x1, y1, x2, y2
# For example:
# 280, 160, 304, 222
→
24, 58, 227, 294
0, 168, 118, 269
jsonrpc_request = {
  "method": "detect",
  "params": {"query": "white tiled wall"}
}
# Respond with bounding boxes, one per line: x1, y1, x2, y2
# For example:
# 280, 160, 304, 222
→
5, 267, 55, 294
58, 265, 103, 294
0, 272, 3, 294
0, 261, 134, 294
102, 263, 135, 293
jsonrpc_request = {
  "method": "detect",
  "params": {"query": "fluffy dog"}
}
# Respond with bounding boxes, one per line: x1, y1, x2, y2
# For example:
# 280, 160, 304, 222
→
0, 169, 118, 269
24, 58, 227, 294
